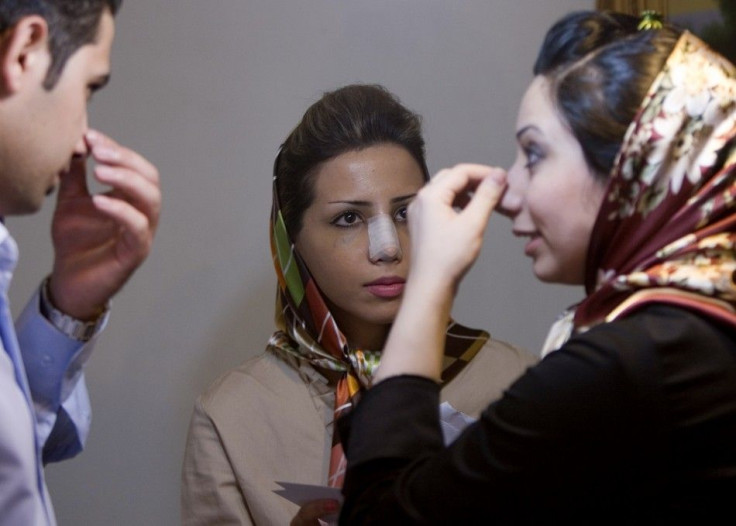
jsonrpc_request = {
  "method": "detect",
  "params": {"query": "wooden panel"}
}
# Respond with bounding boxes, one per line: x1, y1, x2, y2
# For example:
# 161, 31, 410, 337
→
596, 0, 669, 16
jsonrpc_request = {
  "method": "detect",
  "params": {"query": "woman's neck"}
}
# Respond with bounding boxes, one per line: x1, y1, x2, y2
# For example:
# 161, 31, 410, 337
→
313, 323, 390, 386
344, 323, 390, 352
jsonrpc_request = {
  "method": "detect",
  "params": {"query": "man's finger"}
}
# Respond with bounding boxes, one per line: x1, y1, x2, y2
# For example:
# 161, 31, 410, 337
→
86, 129, 159, 185
91, 194, 153, 264
94, 164, 162, 230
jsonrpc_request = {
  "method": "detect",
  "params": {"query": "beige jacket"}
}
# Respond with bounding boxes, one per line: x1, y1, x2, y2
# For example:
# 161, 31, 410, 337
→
181, 339, 535, 525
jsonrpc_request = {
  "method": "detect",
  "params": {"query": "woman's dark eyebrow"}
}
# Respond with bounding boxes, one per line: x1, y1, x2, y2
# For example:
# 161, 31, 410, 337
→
392, 193, 417, 203
328, 193, 418, 206
516, 124, 539, 140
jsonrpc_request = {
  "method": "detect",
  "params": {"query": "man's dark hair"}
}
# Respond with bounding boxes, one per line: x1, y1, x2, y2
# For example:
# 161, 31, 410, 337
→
0, 0, 122, 89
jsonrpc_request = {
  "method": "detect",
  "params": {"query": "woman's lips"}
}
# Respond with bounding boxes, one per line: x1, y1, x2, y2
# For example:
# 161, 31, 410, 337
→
365, 277, 405, 298
524, 234, 542, 257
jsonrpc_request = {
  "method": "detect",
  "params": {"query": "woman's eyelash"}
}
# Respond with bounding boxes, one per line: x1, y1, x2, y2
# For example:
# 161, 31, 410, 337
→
331, 211, 362, 227
395, 206, 409, 221
331, 205, 410, 227
523, 144, 544, 169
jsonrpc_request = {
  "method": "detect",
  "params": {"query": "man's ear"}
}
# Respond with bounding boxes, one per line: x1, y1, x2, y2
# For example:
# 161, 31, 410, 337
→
0, 15, 50, 94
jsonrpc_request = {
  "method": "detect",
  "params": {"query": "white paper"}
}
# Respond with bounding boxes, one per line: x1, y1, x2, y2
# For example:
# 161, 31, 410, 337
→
273, 481, 342, 525
273, 402, 474, 525
439, 401, 477, 444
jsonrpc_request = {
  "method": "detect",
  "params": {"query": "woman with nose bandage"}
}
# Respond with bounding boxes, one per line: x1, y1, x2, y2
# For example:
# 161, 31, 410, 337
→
180, 84, 536, 526
367, 214, 402, 262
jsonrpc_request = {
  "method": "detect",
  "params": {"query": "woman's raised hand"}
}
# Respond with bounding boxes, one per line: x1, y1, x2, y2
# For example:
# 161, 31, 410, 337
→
374, 164, 506, 383
407, 164, 506, 292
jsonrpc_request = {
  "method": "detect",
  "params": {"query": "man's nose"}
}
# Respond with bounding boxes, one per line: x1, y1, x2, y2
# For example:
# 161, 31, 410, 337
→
73, 135, 89, 157
73, 113, 90, 156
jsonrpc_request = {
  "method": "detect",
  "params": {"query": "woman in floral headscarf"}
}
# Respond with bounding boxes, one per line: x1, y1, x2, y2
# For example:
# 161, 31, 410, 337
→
339, 11, 736, 524
179, 84, 534, 526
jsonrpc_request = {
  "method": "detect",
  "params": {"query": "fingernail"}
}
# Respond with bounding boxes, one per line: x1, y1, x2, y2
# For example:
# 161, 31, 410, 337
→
324, 500, 339, 512
485, 170, 506, 187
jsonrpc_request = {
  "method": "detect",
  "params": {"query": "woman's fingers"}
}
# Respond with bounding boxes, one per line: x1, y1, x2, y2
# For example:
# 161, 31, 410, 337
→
406, 164, 507, 285
461, 167, 507, 231
290, 499, 340, 526
428, 163, 498, 204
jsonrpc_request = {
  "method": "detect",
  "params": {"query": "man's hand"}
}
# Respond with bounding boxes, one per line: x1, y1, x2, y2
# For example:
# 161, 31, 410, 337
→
49, 129, 161, 320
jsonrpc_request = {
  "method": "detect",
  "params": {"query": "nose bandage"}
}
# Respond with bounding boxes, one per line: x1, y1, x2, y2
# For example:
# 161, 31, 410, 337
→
368, 214, 402, 261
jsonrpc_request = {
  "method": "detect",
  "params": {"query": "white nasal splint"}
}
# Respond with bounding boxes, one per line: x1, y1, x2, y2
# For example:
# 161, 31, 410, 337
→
367, 214, 402, 261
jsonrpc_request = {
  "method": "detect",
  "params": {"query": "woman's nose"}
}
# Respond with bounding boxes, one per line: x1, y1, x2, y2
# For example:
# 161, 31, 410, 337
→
496, 190, 518, 218
496, 167, 522, 218
367, 215, 402, 262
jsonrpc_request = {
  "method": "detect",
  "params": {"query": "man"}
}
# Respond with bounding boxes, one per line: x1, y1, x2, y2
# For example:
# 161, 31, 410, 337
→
0, 1, 161, 524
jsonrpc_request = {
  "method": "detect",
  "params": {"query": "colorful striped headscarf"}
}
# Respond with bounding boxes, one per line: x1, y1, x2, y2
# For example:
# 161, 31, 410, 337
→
268, 171, 489, 487
542, 32, 736, 354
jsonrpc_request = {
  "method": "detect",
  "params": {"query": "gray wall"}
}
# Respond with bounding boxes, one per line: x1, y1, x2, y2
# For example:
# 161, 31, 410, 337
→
7, 1, 592, 524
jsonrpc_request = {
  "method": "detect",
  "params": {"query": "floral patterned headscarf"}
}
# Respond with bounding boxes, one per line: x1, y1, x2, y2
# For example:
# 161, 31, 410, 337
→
268, 169, 489, 487
543, 33, 736, 354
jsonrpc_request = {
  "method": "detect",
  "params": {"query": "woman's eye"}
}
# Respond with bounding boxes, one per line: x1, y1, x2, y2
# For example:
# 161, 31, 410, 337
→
395, 206, 409, 222
523, 144, 543, 171
332, 211, 362, 227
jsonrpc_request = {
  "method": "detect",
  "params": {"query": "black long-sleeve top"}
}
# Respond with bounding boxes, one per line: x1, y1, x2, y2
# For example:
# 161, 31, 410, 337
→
339, 305, 736, 524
